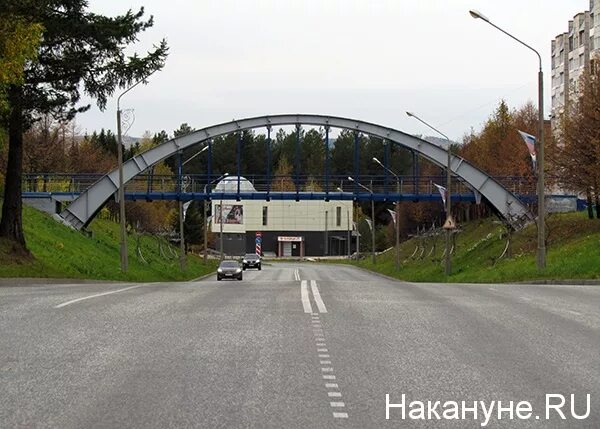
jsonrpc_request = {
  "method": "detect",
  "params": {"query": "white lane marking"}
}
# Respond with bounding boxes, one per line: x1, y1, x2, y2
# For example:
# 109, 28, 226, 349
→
569, 310, 582, 316
294, 268, 301, 281
321, 367, 334, 372
317, 348, 328, 352
325, 383, 338, 388
323, 375, 336, 380
316, 343, 326, 346
320, 360, 332, 365
333, 412, 348, 418
330, 402, 345, 407
310, 280, 327, 313
54, 284, 143, 308
319, 354, 330, 358
301, 280, 313, 313
328, 392, 342, 397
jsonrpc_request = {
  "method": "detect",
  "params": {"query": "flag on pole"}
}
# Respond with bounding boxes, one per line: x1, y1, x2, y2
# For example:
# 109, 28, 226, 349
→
387, 209, 397, 226
517, 130, 537, 170
182, 201, 192, 221
473, 189, 482, 205
433, 183, 447, 208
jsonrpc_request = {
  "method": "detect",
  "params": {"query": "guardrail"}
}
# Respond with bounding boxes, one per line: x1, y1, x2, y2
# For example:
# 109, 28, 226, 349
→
22, 173, 537, 198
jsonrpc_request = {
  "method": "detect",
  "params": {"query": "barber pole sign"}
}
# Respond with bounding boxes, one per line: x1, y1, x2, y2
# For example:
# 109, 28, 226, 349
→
255, 231, 262, 255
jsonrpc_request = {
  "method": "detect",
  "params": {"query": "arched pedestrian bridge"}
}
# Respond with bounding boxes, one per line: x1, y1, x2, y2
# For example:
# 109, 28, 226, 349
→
58, 114, 534, 230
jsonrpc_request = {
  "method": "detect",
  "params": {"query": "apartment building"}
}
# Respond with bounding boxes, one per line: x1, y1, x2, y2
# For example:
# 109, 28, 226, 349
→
551, 1, 600, 126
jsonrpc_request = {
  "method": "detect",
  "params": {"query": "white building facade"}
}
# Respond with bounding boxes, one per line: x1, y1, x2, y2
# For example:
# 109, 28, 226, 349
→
210, 177, 354, 257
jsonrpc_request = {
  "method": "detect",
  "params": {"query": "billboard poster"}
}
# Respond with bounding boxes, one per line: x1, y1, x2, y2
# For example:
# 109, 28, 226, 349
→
214, 204, 244, 224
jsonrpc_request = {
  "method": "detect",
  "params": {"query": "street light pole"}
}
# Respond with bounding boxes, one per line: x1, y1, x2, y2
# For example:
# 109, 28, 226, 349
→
115, 69, 158, 273
406, 112, 452, 276
203, 173, 228, 263
348, 177, 376, 265
373, 156, 401, 271
469, 9, 546, 270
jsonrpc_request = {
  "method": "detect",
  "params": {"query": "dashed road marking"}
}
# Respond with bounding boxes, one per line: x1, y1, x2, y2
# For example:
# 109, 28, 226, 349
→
308, 309, 349, 420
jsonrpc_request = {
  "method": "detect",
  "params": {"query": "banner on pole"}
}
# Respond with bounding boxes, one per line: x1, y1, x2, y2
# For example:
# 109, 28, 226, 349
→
387, 209, 397, 226
434, 183, 447, 208
517, 130, 537, 171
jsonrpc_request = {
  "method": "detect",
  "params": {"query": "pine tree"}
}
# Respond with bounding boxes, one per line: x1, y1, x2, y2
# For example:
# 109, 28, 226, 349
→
0, 1, 168, 251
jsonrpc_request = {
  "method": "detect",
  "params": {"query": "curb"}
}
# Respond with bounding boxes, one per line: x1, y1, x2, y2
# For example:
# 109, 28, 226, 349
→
515, 279, 600, 286
0, 278, 121, 287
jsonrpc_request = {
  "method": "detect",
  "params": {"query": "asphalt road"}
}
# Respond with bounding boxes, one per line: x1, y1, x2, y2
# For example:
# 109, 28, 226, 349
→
1, 263, 599, 428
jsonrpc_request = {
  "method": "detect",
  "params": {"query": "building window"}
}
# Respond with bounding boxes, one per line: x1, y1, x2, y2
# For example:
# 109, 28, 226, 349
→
262, 206, 268, 226
336, 206, 342, 227
569, 36, 574, 51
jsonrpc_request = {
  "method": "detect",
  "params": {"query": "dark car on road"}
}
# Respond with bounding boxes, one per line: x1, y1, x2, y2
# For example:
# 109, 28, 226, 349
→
242, 253, 261, 270
217, 260, 243, 281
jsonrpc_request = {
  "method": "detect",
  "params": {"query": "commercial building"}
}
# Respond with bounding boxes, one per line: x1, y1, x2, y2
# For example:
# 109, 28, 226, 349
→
551, 1, 600, 126
210, 177, 355, 257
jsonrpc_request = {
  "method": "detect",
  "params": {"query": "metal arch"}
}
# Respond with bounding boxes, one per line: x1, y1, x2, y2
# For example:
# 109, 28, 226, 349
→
60, 114, 534, 230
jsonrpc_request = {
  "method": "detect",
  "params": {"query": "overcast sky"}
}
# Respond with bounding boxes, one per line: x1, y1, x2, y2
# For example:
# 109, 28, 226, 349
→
79, 0, 589, 141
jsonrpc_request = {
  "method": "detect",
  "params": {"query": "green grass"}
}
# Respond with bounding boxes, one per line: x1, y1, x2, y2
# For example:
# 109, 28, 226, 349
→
0, 205, 217, 282
336, 212, 600, 283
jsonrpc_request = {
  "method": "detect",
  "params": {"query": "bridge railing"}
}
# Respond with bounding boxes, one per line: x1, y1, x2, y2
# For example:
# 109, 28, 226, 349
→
22, 173, 537, 198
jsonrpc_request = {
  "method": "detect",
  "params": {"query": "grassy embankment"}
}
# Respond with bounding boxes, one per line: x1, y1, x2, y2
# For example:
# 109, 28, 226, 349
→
0, 205, 217, 282
340, 211, 600, 283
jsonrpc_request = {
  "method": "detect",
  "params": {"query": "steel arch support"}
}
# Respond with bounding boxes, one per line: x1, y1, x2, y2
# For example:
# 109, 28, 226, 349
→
60, 114, 534, 230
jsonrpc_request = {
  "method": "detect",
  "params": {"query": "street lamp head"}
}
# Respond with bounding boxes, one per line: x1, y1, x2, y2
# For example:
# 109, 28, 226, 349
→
347, 176, 354, 182
469, 9, 489, 22
337, 187, 343, 193
372, 157, 382, 165
200, 145, 209, 153
405, 111, 414, 118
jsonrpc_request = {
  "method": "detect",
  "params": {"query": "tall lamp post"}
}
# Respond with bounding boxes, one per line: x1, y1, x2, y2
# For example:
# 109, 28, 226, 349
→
469, 9, 546, 270
178, 145, 209, 271
406, 112, 452, 276
204, 173, 228, 262
116, 70, 158, 273
337, 187, 352, 259
373, 156, 401, 271
348, 177, 376, 265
